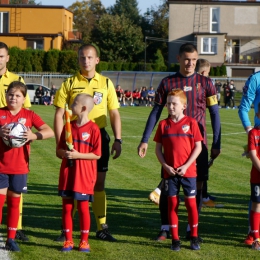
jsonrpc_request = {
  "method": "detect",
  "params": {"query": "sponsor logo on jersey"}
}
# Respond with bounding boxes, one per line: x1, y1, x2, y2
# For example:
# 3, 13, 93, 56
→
93, 92, 103, 105
0, 116, 6, 119
82, 132, 90, 141
183, 86, 192, 92
18, 118, 26, 125
182, 124, 190, 133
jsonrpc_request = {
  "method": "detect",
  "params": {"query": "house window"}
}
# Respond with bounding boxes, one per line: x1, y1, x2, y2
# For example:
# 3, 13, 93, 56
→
0, 12, 9, 33
210, 8, 219, 33
27, 40, 44, 50
202, 38, 217, 54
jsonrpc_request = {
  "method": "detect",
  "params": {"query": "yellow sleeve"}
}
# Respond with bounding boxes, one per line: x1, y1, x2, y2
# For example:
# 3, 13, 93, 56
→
20, 77, 31, 108
53, 80, 70, 109
206, 95, 218, 106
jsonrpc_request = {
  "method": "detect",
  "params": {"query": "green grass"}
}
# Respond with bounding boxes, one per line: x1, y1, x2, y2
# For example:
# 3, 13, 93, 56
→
2, 105, 260, 259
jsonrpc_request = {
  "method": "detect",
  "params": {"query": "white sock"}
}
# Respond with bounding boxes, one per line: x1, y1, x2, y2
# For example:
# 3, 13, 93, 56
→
161, 225, 169, 231
154, 188, 161, 196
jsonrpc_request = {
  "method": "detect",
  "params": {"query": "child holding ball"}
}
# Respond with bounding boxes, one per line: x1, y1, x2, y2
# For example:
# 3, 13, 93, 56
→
0, 81, 54, 252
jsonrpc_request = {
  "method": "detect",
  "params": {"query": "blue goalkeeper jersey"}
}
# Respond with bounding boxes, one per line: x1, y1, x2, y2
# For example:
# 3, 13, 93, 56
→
238, 71, 260, 128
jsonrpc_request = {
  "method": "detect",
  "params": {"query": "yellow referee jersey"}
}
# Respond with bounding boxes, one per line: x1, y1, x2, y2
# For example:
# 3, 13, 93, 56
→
54, 72, 119, 129
0, 70, 31, 108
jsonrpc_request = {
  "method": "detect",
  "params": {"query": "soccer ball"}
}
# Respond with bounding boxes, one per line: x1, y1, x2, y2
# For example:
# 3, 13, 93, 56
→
2, 122, 27, 148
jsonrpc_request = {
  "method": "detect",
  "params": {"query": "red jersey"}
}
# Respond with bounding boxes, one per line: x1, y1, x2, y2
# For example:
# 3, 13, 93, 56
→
133, 91, 141, 99
155, 72, 217, 145
124, 91, 132, 98
153, 116, 203, 178
58, 120, 101, 194
0, 107, 45, 174
248, 128, 260, 183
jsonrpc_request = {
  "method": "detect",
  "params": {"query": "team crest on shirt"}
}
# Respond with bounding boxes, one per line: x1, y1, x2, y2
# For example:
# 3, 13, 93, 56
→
0, 116, 6, 119
82, 132, 90, 141
182, 124, 190, 133
183, 86, 192, 92
18, 118, 26, 125
93, 92, 103, 105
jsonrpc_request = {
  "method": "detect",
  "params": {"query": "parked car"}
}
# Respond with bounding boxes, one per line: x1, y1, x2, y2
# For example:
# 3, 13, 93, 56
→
26, 83, 51, 103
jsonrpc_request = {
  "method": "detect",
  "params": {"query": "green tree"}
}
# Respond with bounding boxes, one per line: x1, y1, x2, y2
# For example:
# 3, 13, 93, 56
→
107, 0, 141, 25
141, 0, 168, 66
92, 14, 144, 62
68, 0, 106, 43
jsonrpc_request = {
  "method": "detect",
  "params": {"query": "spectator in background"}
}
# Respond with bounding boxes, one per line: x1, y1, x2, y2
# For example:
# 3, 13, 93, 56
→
223, 81, 231, 108
140, 86, 148, 106
115, 85, 124, 106
43, 92, 51, 106
147, 86, 155, 107
50, 85, 57, 105
230, 80, 236, 109
215, 80, 222, 108
132, 88, 141, 105
35, 86, 45, 105
123, 89, 133, 106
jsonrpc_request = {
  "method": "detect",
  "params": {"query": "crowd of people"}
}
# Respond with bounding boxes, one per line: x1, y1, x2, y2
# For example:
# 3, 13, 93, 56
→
0, 40, 260, 254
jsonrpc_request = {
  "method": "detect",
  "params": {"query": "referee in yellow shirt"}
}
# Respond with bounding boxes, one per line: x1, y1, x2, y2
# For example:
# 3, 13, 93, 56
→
54, 44, 122, 242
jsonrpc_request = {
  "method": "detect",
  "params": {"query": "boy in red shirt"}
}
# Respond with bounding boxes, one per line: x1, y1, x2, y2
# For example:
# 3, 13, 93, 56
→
247, 102, 260, 250
154, 89, 203, 251
0, 81, 54, 252
57, 93, 101, 253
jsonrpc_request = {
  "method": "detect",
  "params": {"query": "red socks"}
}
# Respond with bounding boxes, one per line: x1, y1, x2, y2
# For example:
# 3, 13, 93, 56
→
185, 197, 198, 238
62, 198, 74, 241
77, 200, 90, 242
7, 196, 21, 239
0, 194, 6, 224
168, 196, 179, 240
250, 210, 260, 240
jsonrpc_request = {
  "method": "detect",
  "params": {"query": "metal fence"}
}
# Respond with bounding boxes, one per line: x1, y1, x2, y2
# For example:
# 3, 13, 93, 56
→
17, 71, 249, 92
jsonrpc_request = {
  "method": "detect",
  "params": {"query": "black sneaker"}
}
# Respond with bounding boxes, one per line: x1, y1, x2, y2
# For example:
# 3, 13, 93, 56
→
170, 240, 181, 251
96, 224, 117, 242
190, 237, 201, 250
186, 231, 203, 243
54, 229, 66, 242
5, 238, 20, 252
15, 230, 29, 241
155, 229, 170, 241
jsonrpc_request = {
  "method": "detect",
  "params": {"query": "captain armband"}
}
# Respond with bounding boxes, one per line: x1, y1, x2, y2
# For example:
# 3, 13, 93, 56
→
206, 95, 218, 106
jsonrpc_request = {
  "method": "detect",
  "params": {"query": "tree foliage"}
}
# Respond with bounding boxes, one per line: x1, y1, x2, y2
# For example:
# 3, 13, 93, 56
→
92, 14, 144, 62
68, 0, 106, 43
107, 0, 141, 25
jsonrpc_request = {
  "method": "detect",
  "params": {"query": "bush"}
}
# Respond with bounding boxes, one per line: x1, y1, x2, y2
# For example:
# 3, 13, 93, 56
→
121, 63, 130, 71
97, 61, 108, 73
8, 47, 20, 72
45, 49, 60, 72
210, 67, 215, 76
58, 51, 78, 74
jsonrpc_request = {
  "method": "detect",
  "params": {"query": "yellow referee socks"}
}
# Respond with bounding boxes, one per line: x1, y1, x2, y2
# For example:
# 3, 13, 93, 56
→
92, 190, 106, 231
17, 194, 23, 230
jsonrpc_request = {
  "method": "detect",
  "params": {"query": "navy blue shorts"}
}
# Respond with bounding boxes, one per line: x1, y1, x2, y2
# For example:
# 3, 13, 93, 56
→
251, 183, 260, 203
196, 142, 209, 182
97, 128, 110, 172
59, 190, 94, 201
165, 177, 197, 197
0, 173, 28, 193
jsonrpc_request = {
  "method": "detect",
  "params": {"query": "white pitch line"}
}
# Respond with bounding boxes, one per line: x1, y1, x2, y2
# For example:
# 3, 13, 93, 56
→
0, 233, 10, 260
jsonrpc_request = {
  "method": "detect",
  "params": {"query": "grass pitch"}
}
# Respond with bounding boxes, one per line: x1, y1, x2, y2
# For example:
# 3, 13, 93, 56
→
2, 104, 259, 260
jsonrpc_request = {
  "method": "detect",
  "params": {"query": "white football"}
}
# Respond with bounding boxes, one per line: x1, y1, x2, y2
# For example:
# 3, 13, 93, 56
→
2, 122, 27, 148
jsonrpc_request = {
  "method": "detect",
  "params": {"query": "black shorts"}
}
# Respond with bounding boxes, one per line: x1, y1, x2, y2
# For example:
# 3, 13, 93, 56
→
97, 128, 110, 172
250, 183, 260, 203
196, 142, 209, 182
